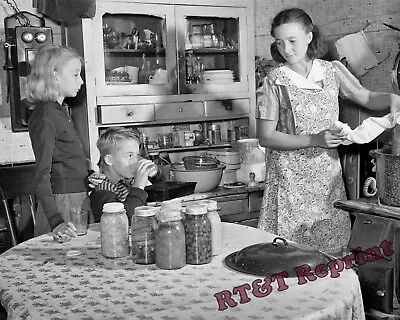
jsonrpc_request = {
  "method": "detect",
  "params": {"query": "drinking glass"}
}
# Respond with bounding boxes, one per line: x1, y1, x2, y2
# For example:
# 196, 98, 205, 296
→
70, 206, 88, 236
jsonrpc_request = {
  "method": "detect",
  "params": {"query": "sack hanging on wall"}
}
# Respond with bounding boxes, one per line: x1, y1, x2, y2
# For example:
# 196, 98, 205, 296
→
334, 30, 379, 77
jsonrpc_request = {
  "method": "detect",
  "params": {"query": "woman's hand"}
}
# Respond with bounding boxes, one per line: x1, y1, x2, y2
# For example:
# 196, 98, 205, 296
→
312, 128, 348, 148
132, 158, 157, 189
88, 172, 106, 189
52, 222, 77, 243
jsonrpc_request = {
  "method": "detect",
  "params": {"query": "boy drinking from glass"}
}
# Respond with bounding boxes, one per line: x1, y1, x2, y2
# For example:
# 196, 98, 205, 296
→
90, 127, 157, 222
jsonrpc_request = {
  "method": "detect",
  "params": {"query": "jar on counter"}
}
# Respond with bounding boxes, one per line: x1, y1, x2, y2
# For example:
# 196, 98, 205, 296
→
183, 204, 212, 264
161, 198, 185, 219
202, 200, 222, 256
131, 206, 159, 264
100, 202, 129, 258
155, 210, 186, 270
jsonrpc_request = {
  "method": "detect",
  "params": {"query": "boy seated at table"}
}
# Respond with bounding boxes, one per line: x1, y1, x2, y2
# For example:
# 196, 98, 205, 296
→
90, 127, 156, 223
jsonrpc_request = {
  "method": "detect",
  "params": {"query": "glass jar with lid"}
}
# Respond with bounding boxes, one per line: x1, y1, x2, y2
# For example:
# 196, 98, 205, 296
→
183, 204, 212, 264
161, 198, 185, 219
131, 206, 159, 264
201, 200, 222, 256
100, 202, 129, 258
233, 138, 266, 184
155, 209, 186, 270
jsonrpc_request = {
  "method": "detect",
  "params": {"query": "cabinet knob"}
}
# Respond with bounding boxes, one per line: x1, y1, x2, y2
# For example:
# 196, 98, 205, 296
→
177, 108, 183, 112
127, 111, 134, 117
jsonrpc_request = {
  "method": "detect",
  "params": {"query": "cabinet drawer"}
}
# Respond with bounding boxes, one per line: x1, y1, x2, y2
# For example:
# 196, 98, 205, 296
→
204, 99, 249, 118
209, 193, 247, 217
98, 104, 155, 124
155, 102, 204, 121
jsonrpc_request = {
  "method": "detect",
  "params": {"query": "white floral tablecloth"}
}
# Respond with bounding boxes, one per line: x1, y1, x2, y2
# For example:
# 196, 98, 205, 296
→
0, 223, 365, 320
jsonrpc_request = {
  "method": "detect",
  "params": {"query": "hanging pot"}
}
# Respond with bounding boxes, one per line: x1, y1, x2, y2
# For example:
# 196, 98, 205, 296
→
224, 237, 332, 278
369, 147, 400, 206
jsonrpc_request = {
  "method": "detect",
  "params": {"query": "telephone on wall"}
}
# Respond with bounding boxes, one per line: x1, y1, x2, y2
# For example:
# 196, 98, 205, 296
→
3, 11, 53, 132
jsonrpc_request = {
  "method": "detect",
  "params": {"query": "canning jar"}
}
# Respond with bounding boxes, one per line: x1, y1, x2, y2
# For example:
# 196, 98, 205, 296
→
100, 202, 129, 258
184, 204, 212, 264
202, 200, 222, 256
131, 206, 159, 264
155, 210, 186, 269
161, 199, 185, 220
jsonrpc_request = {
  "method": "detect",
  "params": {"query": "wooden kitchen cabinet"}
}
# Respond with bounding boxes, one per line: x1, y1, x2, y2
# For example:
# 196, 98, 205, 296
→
63, 0, 256, 165
208, 186, 263, 227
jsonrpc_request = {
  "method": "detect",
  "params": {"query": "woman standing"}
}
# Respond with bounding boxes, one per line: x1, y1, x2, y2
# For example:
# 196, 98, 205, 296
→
256, 8, 400, 252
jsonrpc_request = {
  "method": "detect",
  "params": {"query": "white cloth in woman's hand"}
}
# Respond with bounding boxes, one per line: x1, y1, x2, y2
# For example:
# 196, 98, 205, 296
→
334, 112, 400, 145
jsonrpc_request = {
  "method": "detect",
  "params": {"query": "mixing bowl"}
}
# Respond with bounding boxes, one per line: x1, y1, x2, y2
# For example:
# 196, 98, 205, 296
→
182, 155, 220, 170
170, 163, 225, 192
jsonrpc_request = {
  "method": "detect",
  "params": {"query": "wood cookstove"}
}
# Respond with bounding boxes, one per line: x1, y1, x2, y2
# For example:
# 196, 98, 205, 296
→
334, 198, 400, 317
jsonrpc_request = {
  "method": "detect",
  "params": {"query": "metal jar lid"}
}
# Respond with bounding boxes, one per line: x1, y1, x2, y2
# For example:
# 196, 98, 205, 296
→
134, 205, 159, 217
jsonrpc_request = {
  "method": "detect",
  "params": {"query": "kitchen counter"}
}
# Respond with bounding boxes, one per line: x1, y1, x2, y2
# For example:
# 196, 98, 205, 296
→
175, 183, 264, 226
0, 222, 365, 319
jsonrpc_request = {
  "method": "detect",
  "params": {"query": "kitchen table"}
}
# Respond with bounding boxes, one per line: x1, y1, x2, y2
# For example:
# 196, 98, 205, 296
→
0, 223, 365, 320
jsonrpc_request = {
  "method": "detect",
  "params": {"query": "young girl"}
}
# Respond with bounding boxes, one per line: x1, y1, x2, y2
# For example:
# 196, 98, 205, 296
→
27, 44, 92, 241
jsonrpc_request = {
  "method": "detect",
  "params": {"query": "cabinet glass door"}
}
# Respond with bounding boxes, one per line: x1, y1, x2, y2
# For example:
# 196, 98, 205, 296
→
175, 6, 249, 95
93, 2, 177, 97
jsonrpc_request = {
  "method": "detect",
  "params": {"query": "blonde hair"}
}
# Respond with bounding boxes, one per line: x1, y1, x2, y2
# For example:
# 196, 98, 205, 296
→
26, 44, 82, 103
97, 127, 141, 171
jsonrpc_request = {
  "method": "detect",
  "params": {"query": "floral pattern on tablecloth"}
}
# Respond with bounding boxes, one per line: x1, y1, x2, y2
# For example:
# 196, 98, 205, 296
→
0, 224, 365, 320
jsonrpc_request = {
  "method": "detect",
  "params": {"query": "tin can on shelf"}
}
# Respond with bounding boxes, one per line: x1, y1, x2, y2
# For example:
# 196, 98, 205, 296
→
100, 202, 129, 258
208, 124, 221, 145
131, 206, 159, 264
183, 204, 212, 264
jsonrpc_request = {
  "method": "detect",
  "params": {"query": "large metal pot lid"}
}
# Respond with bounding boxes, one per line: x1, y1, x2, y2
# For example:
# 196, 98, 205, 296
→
224, 237, 331, 278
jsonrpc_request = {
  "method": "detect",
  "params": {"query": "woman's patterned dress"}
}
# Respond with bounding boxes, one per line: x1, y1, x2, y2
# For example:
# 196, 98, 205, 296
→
256, 59, 360, 252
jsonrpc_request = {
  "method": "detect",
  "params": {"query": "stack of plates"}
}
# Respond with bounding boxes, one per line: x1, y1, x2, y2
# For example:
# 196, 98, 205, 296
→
203, 70, 234, 83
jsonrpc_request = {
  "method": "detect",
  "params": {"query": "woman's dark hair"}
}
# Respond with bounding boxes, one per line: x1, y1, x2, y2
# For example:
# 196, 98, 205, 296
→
270, 8, 327, 63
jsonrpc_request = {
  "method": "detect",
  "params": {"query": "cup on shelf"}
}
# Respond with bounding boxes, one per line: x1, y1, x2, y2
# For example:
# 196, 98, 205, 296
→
149, 68, 168, 85
125, 66, 139, 83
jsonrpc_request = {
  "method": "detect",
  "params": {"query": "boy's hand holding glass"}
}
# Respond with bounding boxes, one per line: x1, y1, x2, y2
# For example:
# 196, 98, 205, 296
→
133, 158, 158, 189
88, 172, 106, 189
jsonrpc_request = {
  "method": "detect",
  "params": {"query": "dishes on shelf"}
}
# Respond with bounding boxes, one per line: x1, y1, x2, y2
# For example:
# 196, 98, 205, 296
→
106, 66, 139, 84
203, 70, 234, 83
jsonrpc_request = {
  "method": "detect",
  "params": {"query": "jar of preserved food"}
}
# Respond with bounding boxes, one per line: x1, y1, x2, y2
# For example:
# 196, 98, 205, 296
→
155, 210, 186, 269
201, 200, 222, 256
184, 204, 212, 264
100, 202, 129, 258
131, 206, 159, 264
160, 198, 185, 220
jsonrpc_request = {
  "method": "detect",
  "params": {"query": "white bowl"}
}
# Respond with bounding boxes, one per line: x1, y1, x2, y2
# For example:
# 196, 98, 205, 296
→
170, 163, 225, 193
